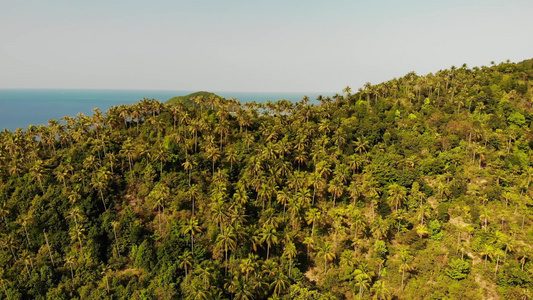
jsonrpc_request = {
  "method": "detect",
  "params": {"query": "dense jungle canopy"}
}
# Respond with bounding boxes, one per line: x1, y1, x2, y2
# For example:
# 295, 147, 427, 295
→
1, 59, 533, 299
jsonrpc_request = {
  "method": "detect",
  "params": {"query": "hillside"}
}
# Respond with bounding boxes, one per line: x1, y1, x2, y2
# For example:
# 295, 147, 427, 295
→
166, 91, 221, 106
0, 59, 532, 299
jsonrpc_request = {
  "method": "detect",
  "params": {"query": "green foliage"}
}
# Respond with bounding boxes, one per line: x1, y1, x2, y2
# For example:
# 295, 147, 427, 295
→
445, 259, 470, 280
428, 219, 443, 241
166, 91, 220, 106
0, 59, 532, 299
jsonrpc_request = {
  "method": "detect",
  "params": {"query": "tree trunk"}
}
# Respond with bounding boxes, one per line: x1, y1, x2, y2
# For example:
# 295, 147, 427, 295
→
495, 255, 500, 275
99, 188, 107, 210
289, 258, 292, 277
23, 225, 30, 246
402, 269, 405, 290
158, 205, 161, 235
43, 230, 55, 266
191, 233, 194, 252
113, 227, 120, 257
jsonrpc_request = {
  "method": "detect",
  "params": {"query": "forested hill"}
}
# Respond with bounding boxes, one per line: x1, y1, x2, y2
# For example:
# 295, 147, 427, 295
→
166, 91, 221, 106
0, 59, 533, 299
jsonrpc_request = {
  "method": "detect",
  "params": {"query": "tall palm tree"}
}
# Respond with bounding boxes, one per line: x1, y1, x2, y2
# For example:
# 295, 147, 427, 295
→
259, 225, 278, 260
215, 226, 237, 275
317, 241, 335, 274
305, 208, 321, 238
387, 183, 407, 212
353, 268, 371, 299
183, 217, 201, 252
91, 167, 111, 210
283, 241, 297, 277
29, 160, 46, 194
179, 250, 193, 280
148, 183, 170, 235
398, 245, 413, 290
111, 221, 121, 257
328, 179, 344, 206
64, 255, 76, 281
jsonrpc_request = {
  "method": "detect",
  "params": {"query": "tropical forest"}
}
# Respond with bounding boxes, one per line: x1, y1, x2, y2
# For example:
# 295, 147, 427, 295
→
1, 59, 533, 300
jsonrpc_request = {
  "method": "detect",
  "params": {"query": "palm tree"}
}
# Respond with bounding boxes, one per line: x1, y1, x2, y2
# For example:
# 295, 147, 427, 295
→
317, 241, 335, 274
398, 245, 413, 290
305, 208, 321, 238
303, 236, 315, 258
179, 250, 193, 280
64, 255, 76, 281
91, 167, 112, 210
328, 179, 344, 206
101, 264, 111, 294
270, 272, 290, 296
195, 261, 216, 287
371, 216, 389, 240
206, 145, 221, 176
480, 244, 494, 267
148, 183, 170, 235
350, 209, 366, 239
182, 158, 194, 187
185, 277, 211, 300
387, 183, 407, 212
17, 213, 32, 246
226, 147, 239, 171
215, 226, 237, 275
309, 172, 325, 204
183, 217, 201, 253
70, 223, 86, 259
227, 276, 253, 300
0, 234, 17, 260
0, 202, 10, 228
29, 160, 46, 194
353, 268, 371, 299
348, 180, 363, 204
283, 241, 297, 277
153, 144, 170, 179
371, 280, 392, 300
120, 138, 136, 177
353, 137, 369, 155
259, 225, 278, 260
188, 184, 200, 216
111, 221, 121, 257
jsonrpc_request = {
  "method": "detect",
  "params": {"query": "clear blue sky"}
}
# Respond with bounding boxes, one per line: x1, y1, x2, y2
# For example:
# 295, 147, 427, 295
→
1, 0, 531, 92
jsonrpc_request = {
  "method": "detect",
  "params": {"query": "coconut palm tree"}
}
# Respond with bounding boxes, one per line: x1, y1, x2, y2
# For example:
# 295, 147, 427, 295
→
371, 280, 392, 300
398, 245, 413, 290
317, 241, 335, 274
215, 226, 237, 275
387, 183, 407, 212
283, 241, 297, 277
259, 225, 278, 260
182, 217, 201, 253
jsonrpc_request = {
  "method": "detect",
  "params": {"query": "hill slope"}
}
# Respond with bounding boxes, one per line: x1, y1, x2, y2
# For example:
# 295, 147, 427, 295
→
0, 59, 532, 299
166, 91, 221, 106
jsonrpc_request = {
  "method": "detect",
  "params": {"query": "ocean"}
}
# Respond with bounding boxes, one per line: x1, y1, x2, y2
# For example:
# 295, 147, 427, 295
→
0, 89, 329, 131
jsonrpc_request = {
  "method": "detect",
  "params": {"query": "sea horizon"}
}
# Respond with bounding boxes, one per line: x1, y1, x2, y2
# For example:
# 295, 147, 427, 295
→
0, 89, 333, 131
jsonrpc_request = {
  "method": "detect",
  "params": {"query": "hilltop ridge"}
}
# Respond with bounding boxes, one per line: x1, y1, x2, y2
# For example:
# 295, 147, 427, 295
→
166, 91, 221, 106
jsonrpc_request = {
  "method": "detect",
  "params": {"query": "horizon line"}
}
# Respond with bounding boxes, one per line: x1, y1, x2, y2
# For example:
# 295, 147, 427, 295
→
0, 87, 337, 94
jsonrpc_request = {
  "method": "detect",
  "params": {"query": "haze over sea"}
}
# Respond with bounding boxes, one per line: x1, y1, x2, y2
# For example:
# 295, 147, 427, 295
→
0, 89, 329, 131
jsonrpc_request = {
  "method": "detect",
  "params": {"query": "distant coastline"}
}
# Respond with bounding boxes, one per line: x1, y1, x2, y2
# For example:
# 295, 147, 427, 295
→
0, 89, 331, 131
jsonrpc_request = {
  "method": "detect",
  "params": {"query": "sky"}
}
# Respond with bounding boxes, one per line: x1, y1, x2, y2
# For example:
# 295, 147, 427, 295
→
1, 0, 532, 93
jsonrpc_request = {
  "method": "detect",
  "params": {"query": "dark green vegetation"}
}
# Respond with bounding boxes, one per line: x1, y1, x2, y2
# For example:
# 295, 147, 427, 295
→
166, 91, 221, 106
1, 59, 533, 299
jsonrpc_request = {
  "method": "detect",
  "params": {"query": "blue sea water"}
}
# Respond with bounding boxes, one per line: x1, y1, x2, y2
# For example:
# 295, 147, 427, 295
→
0, 89, 329, 131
